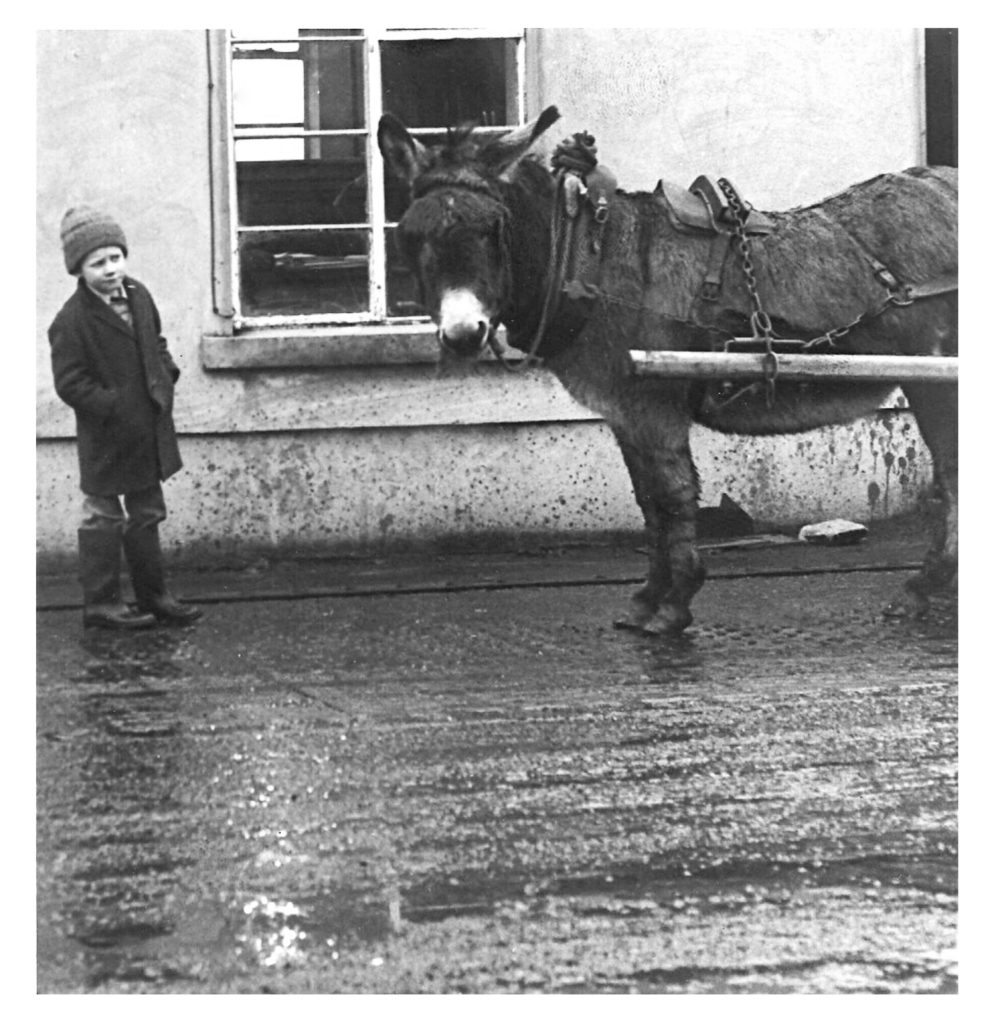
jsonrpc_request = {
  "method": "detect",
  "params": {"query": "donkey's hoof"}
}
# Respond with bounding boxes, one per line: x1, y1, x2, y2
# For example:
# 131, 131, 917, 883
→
642, 606, 694, 635
614, 613, 653, 633
615, 604, 692, 635
613, 598, 658, 632
883, 587, 929, 620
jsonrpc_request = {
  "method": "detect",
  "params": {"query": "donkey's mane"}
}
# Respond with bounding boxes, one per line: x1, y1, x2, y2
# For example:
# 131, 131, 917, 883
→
412, 142, 554, 204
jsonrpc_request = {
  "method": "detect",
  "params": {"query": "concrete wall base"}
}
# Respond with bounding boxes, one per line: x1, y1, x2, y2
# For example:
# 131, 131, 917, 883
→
36, 412, 933, 571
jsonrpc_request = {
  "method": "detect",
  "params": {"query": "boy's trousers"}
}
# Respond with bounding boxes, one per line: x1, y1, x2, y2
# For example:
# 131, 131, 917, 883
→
78, 483, 168, 609
80, 482, 167, 535
76, 482, 201, 625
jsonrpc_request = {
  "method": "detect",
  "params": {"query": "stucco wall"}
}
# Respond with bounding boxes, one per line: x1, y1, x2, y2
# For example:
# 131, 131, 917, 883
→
36, 28, 934, 566
36, 30, 217, 435
530, 27, 923, 207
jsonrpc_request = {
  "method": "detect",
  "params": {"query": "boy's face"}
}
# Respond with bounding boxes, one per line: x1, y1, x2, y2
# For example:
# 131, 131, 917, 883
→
79, 246, 127, 296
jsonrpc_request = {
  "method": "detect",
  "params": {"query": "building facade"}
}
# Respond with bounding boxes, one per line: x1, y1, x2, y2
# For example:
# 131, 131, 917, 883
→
36, 28, 951, 567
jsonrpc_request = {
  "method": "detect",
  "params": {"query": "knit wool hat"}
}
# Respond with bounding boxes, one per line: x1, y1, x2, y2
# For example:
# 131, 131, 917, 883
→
60, 205, 128, 274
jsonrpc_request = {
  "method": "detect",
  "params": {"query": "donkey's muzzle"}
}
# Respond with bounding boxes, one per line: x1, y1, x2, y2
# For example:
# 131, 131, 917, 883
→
438, 321, 491, 359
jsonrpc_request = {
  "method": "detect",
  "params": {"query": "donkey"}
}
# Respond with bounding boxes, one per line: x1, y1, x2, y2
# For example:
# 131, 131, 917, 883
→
378, 106, 957, 634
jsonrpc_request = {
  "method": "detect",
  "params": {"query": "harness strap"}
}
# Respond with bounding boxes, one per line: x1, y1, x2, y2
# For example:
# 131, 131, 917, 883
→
701, 233, 732, 302
490, 169, 578, 371
840, 224, 958, 309
494, 135, 617, 369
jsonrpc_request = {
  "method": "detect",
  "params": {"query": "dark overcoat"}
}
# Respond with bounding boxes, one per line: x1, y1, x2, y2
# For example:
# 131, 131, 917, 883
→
48, 276, 183, 495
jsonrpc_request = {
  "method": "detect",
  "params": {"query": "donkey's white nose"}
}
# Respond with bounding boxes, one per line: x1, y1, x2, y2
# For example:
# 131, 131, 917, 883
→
438, 288, 492, 354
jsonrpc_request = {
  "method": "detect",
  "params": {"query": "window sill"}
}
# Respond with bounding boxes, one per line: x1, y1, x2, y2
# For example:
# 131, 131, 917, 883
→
201, 323, 443, 370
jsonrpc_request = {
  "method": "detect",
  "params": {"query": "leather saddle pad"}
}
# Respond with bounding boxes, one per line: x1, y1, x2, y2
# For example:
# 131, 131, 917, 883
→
656, 176, 774, 235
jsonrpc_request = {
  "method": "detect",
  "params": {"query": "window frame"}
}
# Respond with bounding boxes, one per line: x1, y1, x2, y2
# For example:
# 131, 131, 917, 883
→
923, 28, 957, 167
210, 27, 526, 334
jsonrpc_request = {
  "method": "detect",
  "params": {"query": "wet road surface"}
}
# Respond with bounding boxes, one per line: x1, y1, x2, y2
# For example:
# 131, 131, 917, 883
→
36, 533, 957, 993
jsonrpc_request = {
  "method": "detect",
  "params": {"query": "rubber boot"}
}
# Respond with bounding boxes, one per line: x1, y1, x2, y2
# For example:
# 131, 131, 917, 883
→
123, 525, 203, 625
78, 529, 157, 629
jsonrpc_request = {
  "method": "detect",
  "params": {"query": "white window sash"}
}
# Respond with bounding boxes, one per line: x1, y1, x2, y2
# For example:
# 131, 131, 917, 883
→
217, 27, 524, 330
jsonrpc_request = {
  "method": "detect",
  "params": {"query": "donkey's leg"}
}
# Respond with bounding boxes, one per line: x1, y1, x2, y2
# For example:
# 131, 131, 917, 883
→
612, 435, 671, 628
885, 381, 958, 618
612, 426, 706, 635
639, 495, 707, 635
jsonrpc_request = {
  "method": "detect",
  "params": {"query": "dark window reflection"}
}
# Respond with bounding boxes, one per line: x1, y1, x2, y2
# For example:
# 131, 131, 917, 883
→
381, 38, 515, 129
239, 230, 370, 316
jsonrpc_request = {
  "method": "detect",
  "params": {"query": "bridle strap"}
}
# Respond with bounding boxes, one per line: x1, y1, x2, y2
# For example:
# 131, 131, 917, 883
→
488, 169, 578, 371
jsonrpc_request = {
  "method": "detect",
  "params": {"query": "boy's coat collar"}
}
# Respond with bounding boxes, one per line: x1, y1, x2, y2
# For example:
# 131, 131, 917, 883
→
79, 276, 136, 337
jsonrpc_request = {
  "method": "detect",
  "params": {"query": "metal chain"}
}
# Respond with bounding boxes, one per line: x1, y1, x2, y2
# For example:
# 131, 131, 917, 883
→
717, 178, 778, 406
799, 293, 901, 352
800, 315, 865, 352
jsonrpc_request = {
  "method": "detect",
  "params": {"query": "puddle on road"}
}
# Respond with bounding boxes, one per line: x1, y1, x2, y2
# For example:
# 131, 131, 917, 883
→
236, 886, 401, 968
53, 882, 402, 988
73, 630, 196, 685
628, 634, 707, 687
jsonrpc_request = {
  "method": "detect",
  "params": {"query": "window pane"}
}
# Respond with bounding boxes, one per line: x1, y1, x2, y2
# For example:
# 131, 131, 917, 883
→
380, 37, 515, 127
385, 228, 421, 317
298, 36, 366, 134
239, 229, 370, 316
232, 57, 303, 129
236, 152, 368, 227
237, 139, 306, 162
233, 36, 365, 133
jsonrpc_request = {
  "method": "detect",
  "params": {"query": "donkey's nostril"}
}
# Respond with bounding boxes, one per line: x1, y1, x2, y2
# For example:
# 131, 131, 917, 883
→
439, 320, 490, 357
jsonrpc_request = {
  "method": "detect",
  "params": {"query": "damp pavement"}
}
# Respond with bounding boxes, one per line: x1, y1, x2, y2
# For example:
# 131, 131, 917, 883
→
35, 520, 958, 995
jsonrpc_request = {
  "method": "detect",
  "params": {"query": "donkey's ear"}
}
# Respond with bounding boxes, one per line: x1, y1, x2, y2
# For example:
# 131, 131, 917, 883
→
378, 113, 429, 185
483, 105, 561, 177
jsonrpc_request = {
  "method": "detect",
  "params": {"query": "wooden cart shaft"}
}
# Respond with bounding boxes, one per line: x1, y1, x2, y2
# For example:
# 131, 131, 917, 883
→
629, 350, 958, 383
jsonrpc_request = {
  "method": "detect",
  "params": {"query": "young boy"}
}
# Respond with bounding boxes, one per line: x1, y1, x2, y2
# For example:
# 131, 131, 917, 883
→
48, 206, 202, 628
